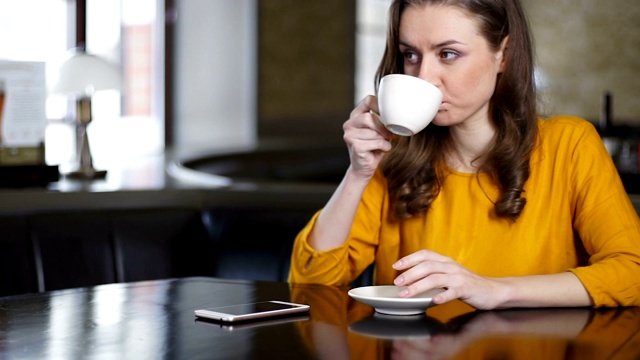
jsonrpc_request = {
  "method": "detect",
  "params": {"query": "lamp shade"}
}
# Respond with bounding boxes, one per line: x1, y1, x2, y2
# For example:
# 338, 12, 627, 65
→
51, 51, 122, 96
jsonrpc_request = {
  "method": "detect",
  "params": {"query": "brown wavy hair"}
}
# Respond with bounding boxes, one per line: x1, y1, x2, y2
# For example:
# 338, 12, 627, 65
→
376, 0, 538, 220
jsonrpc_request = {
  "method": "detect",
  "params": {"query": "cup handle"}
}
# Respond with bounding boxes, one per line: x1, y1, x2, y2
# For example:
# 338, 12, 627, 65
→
369, 110, 381, 122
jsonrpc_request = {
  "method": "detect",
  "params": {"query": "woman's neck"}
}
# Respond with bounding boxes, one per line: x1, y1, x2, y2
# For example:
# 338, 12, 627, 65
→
446, 120, 496, 173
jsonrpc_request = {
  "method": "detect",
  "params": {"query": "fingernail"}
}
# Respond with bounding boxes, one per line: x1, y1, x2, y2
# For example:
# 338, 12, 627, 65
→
400, 289, 409, 297
394, 276, 404, 285
392, 260, 402, 269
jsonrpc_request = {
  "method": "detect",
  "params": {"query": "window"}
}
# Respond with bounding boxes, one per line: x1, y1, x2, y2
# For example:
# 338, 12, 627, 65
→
355, 0, 391, 102
84, 0, 164, 169
0, 0, 68, 160
0, 0, 164, 171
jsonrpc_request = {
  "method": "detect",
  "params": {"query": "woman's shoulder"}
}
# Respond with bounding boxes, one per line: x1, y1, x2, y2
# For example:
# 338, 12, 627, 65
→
537, 115, 601, 144
538, 115, 597, 131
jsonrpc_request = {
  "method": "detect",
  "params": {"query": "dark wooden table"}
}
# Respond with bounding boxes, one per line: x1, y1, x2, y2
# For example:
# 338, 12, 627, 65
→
0, 277, 638, 359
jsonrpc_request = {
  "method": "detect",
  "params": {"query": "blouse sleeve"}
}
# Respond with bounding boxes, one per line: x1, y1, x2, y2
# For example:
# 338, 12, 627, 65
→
288, 170, 388, 286
567, 120, 640, 306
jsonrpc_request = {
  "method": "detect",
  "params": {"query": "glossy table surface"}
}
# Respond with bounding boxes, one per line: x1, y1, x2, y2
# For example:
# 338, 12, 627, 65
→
1, 277, 639, 359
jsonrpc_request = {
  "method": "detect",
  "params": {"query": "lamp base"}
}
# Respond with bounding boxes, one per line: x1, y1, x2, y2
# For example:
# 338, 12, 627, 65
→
64, 169, 107, 180
68, 97, 106, 181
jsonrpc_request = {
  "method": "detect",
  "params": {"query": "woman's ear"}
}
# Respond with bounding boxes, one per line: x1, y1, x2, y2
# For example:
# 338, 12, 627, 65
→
497, 36, 509, 73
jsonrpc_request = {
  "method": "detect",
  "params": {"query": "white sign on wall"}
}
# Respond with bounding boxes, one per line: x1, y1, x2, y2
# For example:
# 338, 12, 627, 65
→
0, 60, 47, 147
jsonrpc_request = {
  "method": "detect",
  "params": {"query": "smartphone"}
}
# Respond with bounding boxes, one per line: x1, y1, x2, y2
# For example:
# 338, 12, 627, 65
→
194, 300, 310, 323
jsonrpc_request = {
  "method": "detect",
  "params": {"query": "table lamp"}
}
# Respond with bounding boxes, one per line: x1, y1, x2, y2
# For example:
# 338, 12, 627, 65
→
51, 50, 122, 179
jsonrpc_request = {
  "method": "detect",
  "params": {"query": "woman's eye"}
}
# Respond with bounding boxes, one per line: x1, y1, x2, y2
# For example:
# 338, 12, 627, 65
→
403, 51, 419, 64
440, 50, 459, 61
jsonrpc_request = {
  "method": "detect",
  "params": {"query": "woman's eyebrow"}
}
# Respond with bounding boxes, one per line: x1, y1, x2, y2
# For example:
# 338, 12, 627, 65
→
399, 40, 415, 49
399, 39, 467, 49
433, 39, 467, 48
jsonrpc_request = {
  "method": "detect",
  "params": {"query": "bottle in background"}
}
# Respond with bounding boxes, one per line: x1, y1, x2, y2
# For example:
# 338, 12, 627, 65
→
599, 91, 613, 136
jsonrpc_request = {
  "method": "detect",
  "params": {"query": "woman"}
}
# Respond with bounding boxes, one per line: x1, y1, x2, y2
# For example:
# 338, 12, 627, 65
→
288, 0, 640, 309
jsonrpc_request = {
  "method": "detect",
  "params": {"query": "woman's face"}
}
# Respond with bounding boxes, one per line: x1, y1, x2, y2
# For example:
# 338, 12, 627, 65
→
398, 4, 506, 128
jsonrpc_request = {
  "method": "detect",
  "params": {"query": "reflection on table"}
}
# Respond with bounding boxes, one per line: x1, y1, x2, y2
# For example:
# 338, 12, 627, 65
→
0, 277, 639, 359
292, 282, 640, 359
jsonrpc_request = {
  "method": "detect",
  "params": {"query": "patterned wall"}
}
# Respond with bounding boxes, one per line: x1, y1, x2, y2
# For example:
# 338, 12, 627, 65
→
523, 0, 639, 124
258, 1, 356, 139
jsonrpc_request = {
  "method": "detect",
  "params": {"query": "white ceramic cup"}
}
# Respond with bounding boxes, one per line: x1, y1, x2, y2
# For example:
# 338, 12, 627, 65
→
377, 74, 443, 136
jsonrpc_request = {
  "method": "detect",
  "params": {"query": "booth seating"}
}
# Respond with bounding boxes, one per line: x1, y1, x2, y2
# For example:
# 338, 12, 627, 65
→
0, 216, 38, 296
0, 206, 373, 297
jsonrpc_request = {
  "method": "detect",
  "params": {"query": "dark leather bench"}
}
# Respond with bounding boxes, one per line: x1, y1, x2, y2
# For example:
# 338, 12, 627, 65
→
0, 215, 37, 296
202, 206, 317, 282
0, 205, 374, 297
2, 208, 213, 295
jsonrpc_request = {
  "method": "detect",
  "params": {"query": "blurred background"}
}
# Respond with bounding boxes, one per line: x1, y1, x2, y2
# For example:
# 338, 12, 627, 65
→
0, 0, 638, 302
0, 0, 638, 173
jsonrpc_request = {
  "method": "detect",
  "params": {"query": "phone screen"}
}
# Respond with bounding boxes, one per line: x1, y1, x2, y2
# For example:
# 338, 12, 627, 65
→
214, 301, 299, 315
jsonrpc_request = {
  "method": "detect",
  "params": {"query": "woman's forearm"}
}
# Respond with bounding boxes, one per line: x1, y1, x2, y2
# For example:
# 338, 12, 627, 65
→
308, 166, 373, 252
496, 272, 593, 308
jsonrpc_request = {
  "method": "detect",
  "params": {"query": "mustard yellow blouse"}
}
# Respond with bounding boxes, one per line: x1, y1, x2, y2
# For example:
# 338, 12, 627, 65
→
289, 116, 640, 307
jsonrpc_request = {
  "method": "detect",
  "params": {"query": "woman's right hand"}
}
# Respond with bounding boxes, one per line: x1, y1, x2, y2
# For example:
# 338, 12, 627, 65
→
343, 95, 393, 179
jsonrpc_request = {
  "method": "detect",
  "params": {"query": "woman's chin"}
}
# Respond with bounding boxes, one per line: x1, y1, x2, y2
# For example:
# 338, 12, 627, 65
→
431, 113, 452, 127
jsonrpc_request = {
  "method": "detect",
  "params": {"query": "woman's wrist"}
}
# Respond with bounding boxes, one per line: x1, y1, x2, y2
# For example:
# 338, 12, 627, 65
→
493, 277, 518, 308
343, 165, 377, 188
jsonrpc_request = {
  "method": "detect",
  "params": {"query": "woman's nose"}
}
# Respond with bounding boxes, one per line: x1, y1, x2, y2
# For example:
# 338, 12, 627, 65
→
417, 60, 439, 85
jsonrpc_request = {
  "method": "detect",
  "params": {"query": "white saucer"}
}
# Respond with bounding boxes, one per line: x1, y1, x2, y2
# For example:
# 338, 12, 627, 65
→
348, 286, 444, 315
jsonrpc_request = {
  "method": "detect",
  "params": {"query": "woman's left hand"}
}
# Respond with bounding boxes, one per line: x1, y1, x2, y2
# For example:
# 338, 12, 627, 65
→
392, 250, 507, 310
